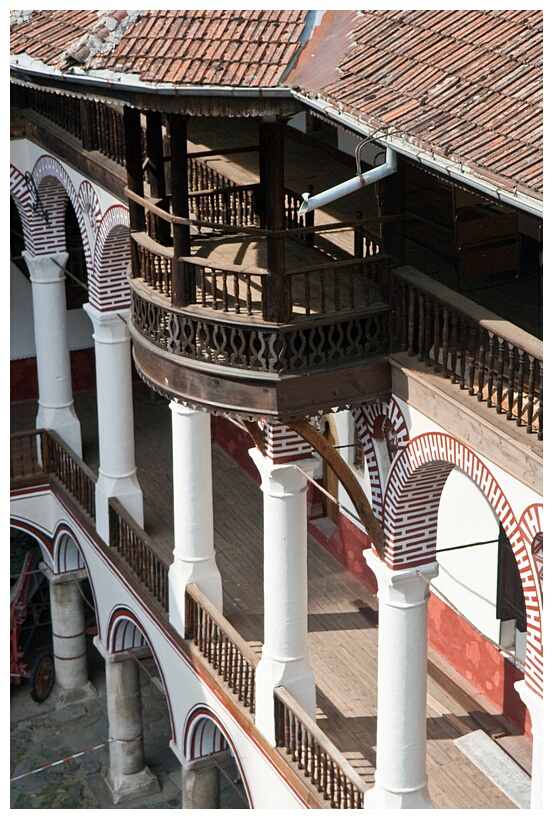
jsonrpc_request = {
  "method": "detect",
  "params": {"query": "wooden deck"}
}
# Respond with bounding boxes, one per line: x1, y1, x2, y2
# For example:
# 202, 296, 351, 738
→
10, 386, 532, 809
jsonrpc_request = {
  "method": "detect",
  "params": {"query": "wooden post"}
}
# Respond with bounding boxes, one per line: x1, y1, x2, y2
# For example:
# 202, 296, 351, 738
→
145, 111, 171, 246
259, 119, 290, 323
379, 161, 405, 266
168, 113, 192, 307
123, 106, 145, 233
80, 99, 98, 152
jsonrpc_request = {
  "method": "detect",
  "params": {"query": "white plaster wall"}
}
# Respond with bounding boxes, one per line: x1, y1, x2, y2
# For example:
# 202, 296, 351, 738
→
435, 467, 501, 643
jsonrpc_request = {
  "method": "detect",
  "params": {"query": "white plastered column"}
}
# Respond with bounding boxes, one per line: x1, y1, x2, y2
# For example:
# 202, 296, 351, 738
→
514, 679, 543, 808
94, 638, 159, 804
23, 251, 82, 457
84, 304, 143, 542
250, 447, 319, 745
364, 550, 438, 809
168, 402, 222, 635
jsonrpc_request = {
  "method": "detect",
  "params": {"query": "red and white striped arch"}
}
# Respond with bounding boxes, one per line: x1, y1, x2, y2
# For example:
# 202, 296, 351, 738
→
352, 397, 409, 522
11, 152, 131, 313
384, 431, 543, 697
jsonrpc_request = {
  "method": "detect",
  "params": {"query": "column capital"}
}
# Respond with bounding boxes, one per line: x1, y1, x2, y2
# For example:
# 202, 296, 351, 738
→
23, 250, 69, 282
83, 303, 130, 342
169, 400, 204, 418
249, 447, 319, 496
364, 549, 439, 608
41, 564, 88, 585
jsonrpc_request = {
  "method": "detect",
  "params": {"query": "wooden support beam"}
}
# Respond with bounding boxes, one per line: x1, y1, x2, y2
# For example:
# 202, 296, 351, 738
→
287, 419, 385, 559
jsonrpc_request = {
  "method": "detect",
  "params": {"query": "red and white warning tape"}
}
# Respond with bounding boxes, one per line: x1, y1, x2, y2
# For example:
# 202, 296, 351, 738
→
10, 740, 112, 782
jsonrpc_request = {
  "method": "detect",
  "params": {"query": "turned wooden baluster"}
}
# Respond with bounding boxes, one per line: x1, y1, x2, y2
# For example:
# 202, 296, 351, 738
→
476, 328, 486, 401
467, 324, 477, 394
495, 337, 506, 413
407, 285, 416, 356
516, 349, 526, 425
442, 307, 450, 378
486, 332, 496, 408
424, 295, 433, 366
433, 299, 441, 372
450, 312, 459, 383
526, 356, 536, 433
417, 291, 425, 361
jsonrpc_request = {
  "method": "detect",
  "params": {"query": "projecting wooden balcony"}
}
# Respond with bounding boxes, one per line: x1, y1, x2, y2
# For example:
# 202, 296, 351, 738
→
128, 219, 393, 418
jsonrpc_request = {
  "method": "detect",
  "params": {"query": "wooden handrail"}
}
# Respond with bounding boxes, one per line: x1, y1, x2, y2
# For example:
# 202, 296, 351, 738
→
185, 583, 259, 669
393, 266, 542, 361
274, 685, 368, 808
185, 583, 258, 712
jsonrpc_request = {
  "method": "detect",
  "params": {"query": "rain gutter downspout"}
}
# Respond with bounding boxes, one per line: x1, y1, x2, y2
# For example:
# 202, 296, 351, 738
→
299, 143, 397, 215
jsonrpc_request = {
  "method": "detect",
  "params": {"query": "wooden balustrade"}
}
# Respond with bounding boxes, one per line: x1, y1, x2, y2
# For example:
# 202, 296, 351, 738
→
27, 87, 82, 139
188, 256, 266, 315
185, 584, 258, 712
287, 256, 389, 318
108, 498, 169, 610
285, 187, 314, 247
10, 430, 45, 480
91, 100, 126, 165
274, 686, 368, 808
188, 183, 260, 227
390, 266, 543, 438
10, 429, 96, 517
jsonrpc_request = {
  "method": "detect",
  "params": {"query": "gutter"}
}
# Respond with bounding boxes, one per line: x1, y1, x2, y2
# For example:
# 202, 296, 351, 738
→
291, 91, 543, 219
9, 56, 293, 100
299, 142, 397, 215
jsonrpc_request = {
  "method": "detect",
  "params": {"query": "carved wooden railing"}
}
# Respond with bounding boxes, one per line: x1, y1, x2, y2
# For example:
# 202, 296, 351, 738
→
26, 87, 83, 140
131, 286, 390, 374
185, 584, 258, 712
390, 266, 543, 439
10, 429, 97, 517
286, 257, 389, 317
274, 686, 368, 808
188, 183, 260, 228
108, 498, 169, 611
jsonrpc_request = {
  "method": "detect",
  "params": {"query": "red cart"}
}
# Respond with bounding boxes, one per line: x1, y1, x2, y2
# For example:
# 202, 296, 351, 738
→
10, 547, 55, 702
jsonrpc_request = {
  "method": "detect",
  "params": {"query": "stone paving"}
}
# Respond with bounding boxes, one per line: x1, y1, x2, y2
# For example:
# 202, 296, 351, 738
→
10, 632, 246, 810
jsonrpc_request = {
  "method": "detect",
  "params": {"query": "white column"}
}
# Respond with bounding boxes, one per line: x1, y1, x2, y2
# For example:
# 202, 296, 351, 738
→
250, 447, 319, 745
168, 402, 222, 635
44, 567, 96, 704
23, 251, 82, 457
514, 679, 543, 808
94, 639, 159, 804
84, 304, 143, 542
364, 551, 438, 809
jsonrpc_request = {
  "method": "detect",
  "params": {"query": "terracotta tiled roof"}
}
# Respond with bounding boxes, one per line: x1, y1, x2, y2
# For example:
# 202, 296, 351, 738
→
10, 9, 543, 201
301, 9, 543, 199
10, 9, 308, 88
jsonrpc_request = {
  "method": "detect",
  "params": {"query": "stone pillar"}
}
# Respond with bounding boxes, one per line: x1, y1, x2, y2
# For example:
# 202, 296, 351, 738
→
94, 639, 159, 804
84, 305, 143, 542
23, 251, 82, 457
168, 402, 222, 635
250, 448, 319, 745
364, 551, 438, 809
170, 741, 226, 809
514, 679, 543, 808
43, 566, 96, 704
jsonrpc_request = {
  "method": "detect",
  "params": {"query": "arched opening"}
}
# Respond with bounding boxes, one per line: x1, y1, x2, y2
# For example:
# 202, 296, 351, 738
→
10, 527, 53, 701
184, 710, 251, 808
10, 197, 27, 277
383, 433, 542, 733
64, 199, 89, 310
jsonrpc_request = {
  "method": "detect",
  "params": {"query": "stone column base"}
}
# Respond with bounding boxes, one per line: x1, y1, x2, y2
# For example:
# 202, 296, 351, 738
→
56, 680, 98, 706
364, 779, 434, 809
104, 765, 160, 805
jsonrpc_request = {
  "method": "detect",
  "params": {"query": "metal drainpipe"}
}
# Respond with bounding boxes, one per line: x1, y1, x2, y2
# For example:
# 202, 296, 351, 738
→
299, 143, 398, 215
